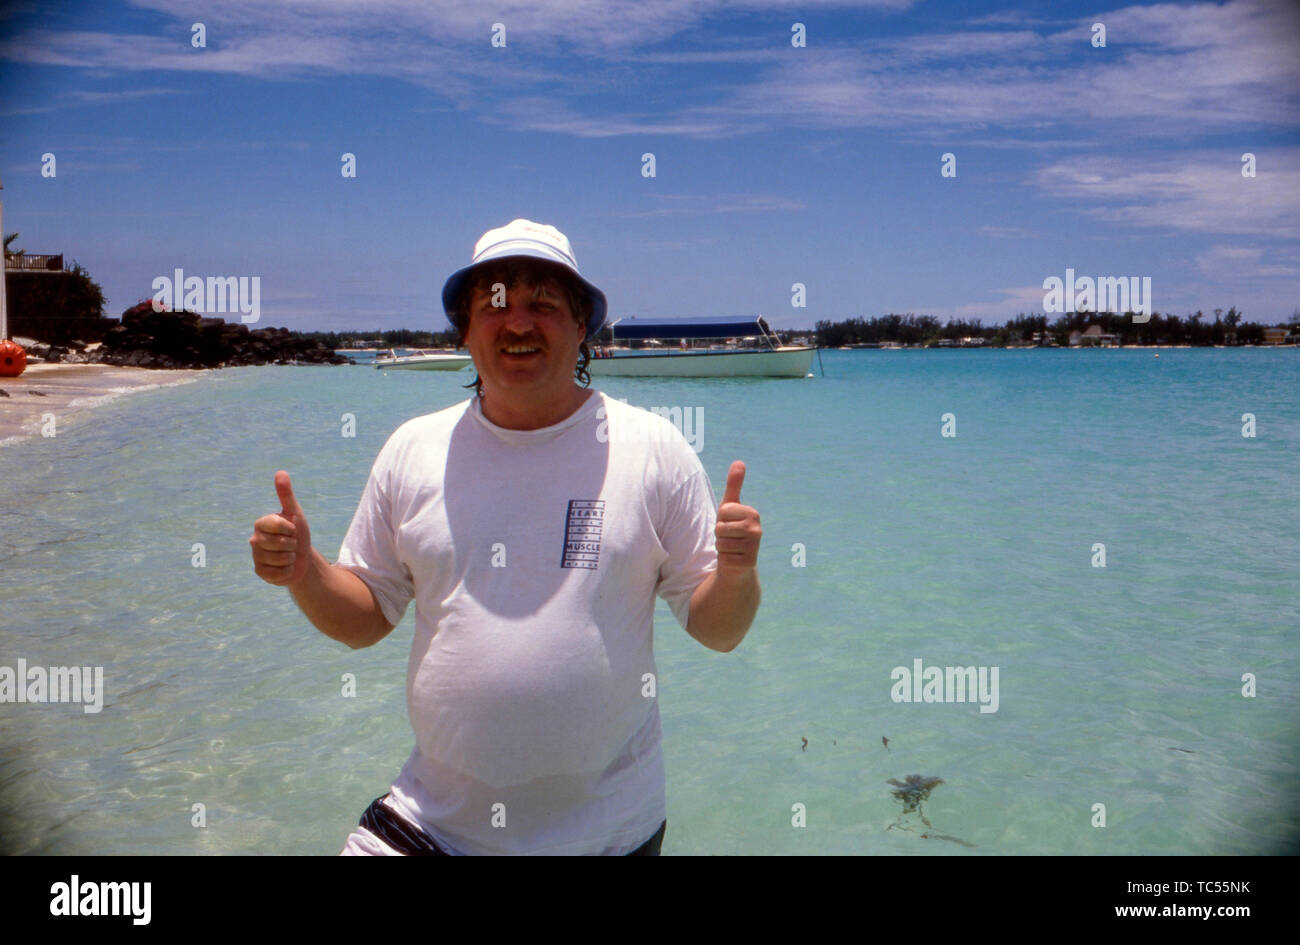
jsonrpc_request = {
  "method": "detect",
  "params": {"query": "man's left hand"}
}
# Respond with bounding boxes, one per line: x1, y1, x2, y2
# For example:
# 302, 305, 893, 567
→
716, 460, 761, 572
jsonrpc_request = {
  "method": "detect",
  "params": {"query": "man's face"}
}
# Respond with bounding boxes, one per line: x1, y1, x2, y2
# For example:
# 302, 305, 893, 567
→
463, 264, 586, 405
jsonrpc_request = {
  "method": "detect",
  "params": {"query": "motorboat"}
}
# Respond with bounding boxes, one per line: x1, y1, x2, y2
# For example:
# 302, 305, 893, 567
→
586, 316, 816, 377
373, 348, 472, 371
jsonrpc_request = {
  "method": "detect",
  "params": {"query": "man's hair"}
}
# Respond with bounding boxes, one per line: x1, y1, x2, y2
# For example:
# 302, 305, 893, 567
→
450, 258, 593, 396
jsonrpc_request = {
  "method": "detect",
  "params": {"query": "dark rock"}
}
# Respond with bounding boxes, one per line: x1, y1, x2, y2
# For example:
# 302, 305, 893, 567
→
99, 302, 348, 369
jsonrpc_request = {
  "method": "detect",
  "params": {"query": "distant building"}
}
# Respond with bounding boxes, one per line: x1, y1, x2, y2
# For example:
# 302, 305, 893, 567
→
1263, 327, 1289, 345
4, 253, 64, 272
1069, 324, 1120, 347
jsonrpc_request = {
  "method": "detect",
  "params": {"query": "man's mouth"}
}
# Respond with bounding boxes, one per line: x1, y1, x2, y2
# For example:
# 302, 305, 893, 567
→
501, 344, 542, 356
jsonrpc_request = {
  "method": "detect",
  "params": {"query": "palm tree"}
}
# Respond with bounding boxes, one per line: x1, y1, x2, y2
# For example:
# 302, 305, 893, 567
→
3, 232, 24, 262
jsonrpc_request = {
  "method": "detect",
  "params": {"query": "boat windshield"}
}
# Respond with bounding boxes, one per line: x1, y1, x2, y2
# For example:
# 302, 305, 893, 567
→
608, 317, 785, 350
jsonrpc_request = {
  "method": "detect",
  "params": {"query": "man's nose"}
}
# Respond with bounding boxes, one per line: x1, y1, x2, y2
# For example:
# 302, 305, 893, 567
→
500, 295, 536, 331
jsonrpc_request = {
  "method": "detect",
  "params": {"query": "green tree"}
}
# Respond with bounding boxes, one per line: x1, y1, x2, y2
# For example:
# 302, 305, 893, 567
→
65, 261, 107, 318
6, 258, 110, 342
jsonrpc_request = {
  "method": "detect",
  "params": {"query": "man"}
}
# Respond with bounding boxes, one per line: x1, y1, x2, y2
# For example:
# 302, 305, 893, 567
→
249, 219, 762, 855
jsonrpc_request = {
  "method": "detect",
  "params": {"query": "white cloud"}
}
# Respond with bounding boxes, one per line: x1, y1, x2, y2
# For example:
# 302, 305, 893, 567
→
618, 193, 805, 217
0, 0, 1295, 150
713, 0, 1300, 137
1034, 149, 1300, 238
977, 225, 1033, 239
487, 97, 734, 138
917, 285, 1049, 321
2, 0, 1292, 140
117, 0, 915, 54
68, 87, 189, 103
1195, 245, 1300, 276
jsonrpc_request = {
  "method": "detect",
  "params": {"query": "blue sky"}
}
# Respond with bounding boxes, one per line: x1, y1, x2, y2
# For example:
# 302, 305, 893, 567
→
1, 0, 1298, 332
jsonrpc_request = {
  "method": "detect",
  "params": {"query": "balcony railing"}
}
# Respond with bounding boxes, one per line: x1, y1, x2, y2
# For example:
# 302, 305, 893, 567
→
5, 253, 64, 272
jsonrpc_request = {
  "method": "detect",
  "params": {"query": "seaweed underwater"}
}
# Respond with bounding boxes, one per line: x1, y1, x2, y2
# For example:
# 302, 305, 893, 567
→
886, 774, 976, 848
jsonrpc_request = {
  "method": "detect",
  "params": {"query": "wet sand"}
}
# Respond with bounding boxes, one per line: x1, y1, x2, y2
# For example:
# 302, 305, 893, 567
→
0, 363, 206, 445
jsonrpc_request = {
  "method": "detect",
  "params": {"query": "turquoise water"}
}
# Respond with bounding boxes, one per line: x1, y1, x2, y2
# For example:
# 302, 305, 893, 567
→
1, 349, 1297, 855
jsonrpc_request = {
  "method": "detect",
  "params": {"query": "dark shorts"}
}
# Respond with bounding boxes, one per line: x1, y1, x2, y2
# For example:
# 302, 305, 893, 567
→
358, 794, 666, 856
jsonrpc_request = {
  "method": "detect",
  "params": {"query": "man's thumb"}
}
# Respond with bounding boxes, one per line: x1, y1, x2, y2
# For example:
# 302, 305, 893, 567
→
275, 470, 300, 517
721, 460, 745, 505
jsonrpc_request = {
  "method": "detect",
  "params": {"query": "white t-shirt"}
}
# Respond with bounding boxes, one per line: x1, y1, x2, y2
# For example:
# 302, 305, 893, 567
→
336, 390, 718, 854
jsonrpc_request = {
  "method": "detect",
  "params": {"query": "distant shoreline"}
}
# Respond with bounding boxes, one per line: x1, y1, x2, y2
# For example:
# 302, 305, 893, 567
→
0, 363, 206, 446
824, 343, 1300, 350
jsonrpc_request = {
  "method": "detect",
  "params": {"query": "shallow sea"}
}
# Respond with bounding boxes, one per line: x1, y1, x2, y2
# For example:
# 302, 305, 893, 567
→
1, 348, 1297, 854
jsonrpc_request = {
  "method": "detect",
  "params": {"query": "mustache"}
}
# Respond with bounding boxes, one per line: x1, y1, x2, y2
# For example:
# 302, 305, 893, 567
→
496, 334, 547, 349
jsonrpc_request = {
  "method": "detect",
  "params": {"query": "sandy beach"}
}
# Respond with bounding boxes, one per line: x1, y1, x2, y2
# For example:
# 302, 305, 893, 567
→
0, 362, 205, 445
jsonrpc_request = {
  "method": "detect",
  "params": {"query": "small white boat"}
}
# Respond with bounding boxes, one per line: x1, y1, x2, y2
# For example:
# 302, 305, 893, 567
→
587, 317, 816, 378
373, 349, 472, 371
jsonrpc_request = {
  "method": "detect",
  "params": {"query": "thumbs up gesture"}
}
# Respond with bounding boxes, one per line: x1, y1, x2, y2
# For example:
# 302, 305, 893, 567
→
249, 470, 314, 586
715, 460, 761, 573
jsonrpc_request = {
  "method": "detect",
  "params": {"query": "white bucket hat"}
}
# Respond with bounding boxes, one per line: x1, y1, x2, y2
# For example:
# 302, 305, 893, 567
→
441, 219, 608, 339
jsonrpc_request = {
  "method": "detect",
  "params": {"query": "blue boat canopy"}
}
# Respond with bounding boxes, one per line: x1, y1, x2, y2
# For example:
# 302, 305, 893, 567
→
608, 316, 771, 340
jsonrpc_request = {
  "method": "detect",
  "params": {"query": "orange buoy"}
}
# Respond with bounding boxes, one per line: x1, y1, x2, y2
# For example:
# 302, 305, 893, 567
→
0, 338, 27, 377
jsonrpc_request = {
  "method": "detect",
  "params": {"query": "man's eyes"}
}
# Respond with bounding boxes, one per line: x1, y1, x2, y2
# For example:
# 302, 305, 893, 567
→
475, 296, 559, 311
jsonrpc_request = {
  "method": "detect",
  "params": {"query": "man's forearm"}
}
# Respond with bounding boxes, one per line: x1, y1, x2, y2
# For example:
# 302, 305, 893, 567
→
686, 567, 760, 652
289, 548, 393, 649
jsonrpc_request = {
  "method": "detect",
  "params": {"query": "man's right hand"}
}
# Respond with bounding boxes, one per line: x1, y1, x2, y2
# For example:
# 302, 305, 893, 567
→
250, 470, 314, 586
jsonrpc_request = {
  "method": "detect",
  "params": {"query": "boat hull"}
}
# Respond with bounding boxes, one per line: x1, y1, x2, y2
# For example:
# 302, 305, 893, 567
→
374, 355, 471, 371
587, 346, 815, 378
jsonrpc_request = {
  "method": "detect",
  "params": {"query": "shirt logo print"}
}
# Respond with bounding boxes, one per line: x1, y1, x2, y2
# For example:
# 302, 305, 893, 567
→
561, 499, 605, 570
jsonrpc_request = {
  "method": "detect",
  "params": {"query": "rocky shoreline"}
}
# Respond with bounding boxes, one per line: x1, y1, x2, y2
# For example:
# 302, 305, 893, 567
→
24, 304, 349, 369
